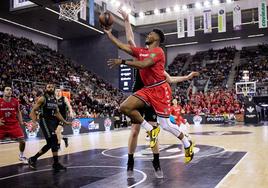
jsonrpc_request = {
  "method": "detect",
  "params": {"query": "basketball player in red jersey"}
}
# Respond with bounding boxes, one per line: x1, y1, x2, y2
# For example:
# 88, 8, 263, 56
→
170, 98, 186, 126
116, 10, 199, 178
0, 86, 27, 164
104, 26, 194, 163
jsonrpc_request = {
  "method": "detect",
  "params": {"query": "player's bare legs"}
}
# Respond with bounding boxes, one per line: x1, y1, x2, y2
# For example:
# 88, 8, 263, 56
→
120, 96, 145, 124
128, 122, 160, 154
128, 121, 163, 178
128, 124, 140, 155
120, 96, 160, 148
18, 138, 27, 164
55, 126, 63, 146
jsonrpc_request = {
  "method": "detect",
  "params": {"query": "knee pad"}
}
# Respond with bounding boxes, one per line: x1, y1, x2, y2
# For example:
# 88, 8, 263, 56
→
157, 117, 181, 137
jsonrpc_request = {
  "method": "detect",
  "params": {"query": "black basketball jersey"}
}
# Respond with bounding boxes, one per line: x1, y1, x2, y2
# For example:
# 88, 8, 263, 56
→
132, 69, 144, 92
57, 96, 67, 119
40, 94, 58, 120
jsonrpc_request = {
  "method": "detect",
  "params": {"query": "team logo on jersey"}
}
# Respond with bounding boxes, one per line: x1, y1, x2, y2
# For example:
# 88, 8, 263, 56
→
150, 53, 156, 58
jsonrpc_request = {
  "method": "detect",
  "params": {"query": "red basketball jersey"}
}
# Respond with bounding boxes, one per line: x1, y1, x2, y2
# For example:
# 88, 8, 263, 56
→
0, 98, 19, 125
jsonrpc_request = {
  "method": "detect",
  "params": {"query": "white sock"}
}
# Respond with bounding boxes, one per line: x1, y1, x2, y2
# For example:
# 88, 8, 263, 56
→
181, 136, 190, 148
19, 152, 24, 157
141, 120, 153, 132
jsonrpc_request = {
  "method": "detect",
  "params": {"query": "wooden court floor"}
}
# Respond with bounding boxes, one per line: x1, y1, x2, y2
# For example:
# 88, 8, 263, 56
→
0, 124, 268, 188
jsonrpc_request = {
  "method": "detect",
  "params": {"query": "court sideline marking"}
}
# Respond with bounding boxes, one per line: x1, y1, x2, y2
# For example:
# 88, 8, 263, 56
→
214, 152, 248, 188
0, 165, 147, 188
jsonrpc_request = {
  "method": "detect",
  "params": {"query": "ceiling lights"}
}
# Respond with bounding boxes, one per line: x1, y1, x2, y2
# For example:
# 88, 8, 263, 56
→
195, 2, 202, 9
204, 0, 211, 8
114, 0, 121, 8
108, 0, 239, 18
166, 7, 171, 13
154, 8, 160, 15
174, 5, 180, 12
213, 0, 220, 6
182, 5, 188, 10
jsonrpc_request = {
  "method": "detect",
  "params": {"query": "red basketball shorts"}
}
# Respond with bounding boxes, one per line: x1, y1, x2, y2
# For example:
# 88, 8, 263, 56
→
0, 123, 24, 140
134, 82, 172, 118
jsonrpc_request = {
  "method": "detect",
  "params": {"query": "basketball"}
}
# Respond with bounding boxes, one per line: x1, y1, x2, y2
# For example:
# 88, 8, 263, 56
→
99, 12, 114, 28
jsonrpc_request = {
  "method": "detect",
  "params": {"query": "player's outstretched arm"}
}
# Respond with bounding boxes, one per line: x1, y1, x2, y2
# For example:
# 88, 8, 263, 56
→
104, 28, 133, 56
64, 97, 74, 118
118, 9, 136, 47
165, 71, 200, 84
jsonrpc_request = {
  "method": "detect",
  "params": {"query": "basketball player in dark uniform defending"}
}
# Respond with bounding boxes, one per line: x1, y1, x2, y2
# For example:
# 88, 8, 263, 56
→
28, 84, 71, 172
55, 89, 74, 149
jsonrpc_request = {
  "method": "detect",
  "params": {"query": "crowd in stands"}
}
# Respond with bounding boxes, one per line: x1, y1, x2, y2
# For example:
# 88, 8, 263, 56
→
167, 53, 189, 76
0, 32, 124, 119
236, 44, 268, 83
167, 46, 264, 115
178, 89, 243, 115
189, 47, 236, 88
170, 47, 237, 107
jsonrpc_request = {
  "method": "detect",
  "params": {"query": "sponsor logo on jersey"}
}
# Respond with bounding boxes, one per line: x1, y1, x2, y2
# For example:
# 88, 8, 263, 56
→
0, 108, 15, 111
139, 54, 149, 57
150, 53, 156, 58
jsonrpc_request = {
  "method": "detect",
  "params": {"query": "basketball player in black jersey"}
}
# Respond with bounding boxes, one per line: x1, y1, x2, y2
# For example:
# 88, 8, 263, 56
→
55, 89, 74, 149
28, 84, 71, 172
118, 9, 199, 179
